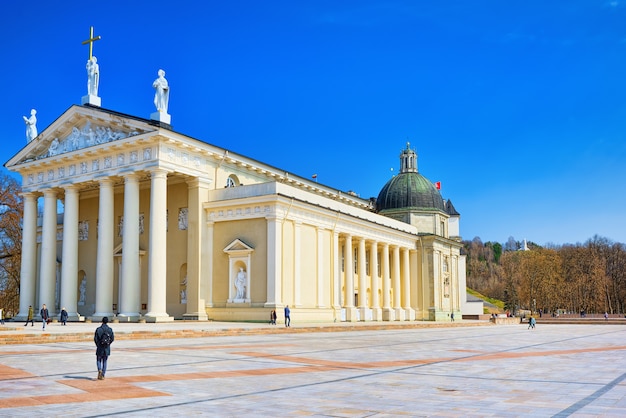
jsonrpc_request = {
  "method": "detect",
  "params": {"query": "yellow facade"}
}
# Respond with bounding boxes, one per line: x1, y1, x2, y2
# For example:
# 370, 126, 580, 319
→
6, 105, 474, 323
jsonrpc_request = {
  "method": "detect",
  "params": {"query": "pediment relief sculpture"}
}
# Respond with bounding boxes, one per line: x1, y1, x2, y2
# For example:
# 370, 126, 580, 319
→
25, 121, 147, 162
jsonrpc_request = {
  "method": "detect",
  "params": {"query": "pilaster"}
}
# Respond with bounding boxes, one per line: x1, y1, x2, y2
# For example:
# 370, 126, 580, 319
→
183, 177, 210, 320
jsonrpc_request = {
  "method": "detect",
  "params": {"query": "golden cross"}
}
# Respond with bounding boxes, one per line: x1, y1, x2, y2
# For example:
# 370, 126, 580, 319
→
81, 26, 101, 60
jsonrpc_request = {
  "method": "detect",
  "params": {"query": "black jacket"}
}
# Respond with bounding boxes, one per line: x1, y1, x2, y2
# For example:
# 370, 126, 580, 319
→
94, 324, 114, 356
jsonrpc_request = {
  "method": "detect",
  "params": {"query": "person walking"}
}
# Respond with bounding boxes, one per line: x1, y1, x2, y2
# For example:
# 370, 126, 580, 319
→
60, 307, 68, 326
24, 305, 34, 326
272, 309, 277, 325
0, 307, 4, 325
94, 317, 115, 380
284, 305, 291, 327
40, 304, 49, 330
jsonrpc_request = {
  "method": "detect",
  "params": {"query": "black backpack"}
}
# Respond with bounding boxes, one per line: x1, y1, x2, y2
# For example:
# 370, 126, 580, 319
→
99, 327, 113, 347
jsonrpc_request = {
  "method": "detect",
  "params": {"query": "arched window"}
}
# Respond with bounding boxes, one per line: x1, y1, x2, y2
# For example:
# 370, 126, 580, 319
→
226, 175, 239, 188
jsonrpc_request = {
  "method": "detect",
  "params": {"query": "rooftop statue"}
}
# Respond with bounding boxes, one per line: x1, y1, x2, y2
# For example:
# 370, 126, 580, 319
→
152, 69, 169, 113
23, 109, 37, 143
86, 56, 99, 96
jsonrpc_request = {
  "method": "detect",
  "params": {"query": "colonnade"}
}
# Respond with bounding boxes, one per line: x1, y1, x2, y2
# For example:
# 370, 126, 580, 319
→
335, 232, 416, 322
17, 169, 175, 322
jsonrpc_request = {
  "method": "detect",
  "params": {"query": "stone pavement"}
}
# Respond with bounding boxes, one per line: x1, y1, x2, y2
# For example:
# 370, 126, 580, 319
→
0, 320, 625, 417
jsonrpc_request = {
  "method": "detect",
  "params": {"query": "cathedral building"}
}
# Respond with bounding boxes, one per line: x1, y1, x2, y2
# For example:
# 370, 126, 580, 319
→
5, 60, 480, 323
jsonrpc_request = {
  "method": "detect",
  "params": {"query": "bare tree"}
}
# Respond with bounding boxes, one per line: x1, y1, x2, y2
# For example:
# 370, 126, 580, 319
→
0, 174, 23, 318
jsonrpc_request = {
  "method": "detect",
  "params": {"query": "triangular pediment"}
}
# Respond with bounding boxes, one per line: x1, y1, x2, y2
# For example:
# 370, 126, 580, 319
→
5, 105, 157, 168
223, 238, 255, 254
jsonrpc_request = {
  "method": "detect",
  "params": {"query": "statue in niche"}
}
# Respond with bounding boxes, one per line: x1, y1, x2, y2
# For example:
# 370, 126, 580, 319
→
180, 276, 187, 304
86, 56, 99, 96
235, 268, 246, 300
178, 208, 188, 230
78, 277, 86, 306
23, 109, 37, 142
152, 69, 169, 113
78, 221, 89, 241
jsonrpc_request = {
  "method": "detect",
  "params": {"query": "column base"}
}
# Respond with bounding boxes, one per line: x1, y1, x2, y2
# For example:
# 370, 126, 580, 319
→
371, 308, 383, 321
67, 313, 84, 322
394, 308, 406, 321
344, 307, 358, 322
116, 313, 141, 322
90, 313, 115, 322
144, 313, 174, 323
404, 308, 416, 321
358, 307, 373, 321
382, 307, 396, 321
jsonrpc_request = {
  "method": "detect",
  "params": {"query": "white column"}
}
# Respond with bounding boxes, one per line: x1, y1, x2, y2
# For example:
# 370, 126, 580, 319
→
381, 243, 394, 320
293, 221, 301, 307
94, 179, 114, 319
393, 246, 405, 320
60, 186, 79, 320
357, 237, 368, 320
344, 234, 354, 307
39, 189, 58, 317
119, 174, 141, 321
316, 227, 325, 308
344, 234, 357, 321
145, 169, 172, 322
264, 215, 282, 307
332, 231, 340, 310
370, 241, 381, 321
18, 193, 38, 319
403, 248, 415, 320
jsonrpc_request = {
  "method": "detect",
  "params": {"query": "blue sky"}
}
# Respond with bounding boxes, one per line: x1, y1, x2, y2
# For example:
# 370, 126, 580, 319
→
2, 1, 625, 246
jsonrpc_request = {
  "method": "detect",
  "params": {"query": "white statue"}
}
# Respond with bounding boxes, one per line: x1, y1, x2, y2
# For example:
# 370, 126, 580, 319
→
180, 276, 187, 303
86, 56, 99, 96
23, 109, 37, 142
152, 69, 169, 113
235, 268, 246, 300
78, 278, 86, 305
48, 138, 59, 156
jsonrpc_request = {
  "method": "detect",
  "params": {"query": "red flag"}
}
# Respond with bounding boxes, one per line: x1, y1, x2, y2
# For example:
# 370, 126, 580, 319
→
312, 174, 318, 179
435, 181, 441, 190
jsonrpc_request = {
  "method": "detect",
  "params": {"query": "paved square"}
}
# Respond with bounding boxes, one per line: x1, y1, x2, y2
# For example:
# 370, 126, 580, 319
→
1, 323, 625, 417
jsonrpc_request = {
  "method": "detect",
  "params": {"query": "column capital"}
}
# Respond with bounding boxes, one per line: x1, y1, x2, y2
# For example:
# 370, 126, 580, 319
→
123, 172, 140, 182
42, 188, 58, 197
20, 191, 40, 199
149, 168, 169, 179
63, 184, 80, 193
98, 178, 114, 187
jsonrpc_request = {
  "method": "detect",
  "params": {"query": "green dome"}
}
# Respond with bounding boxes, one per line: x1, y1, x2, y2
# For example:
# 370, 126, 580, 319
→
376, 171, 445, 212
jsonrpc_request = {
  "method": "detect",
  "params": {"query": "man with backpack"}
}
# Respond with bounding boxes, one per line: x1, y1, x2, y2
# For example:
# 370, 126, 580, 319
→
94, 316, 114, 380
